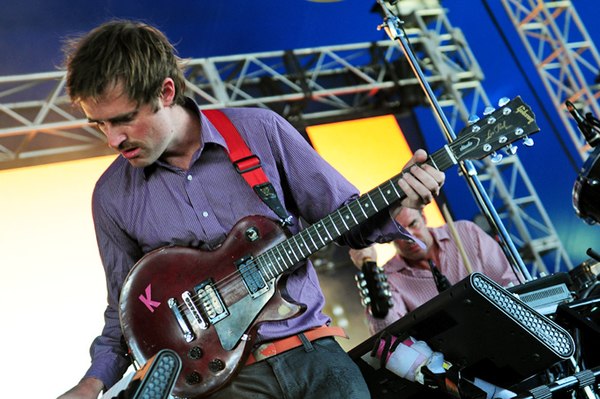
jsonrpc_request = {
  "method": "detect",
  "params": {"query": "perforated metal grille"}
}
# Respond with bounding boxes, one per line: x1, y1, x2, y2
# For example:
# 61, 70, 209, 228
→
138, 350, 181, 399
472, 274, 574, 357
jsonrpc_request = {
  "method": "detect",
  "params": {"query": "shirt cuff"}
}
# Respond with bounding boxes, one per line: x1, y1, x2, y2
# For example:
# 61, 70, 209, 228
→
83, 352, 131, 391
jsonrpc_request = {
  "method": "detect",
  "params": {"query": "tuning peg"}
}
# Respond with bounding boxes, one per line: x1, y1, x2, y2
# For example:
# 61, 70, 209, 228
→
483, 106, 495, 116
504, 144, 518, 155
498, 97, 510, 107
468, 115, 480, 125
523, 136, 534, 147
490, 152, 504, 163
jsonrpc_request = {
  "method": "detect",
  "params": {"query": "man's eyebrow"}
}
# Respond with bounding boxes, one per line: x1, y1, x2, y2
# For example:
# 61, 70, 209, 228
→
88, 109, 139, 124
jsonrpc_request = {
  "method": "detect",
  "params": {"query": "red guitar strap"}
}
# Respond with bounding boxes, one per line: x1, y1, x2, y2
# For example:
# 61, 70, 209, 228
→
202, 109, 292, 225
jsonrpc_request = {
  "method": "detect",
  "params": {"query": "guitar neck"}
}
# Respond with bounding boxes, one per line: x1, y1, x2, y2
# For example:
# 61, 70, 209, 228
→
255, 146, 455, 278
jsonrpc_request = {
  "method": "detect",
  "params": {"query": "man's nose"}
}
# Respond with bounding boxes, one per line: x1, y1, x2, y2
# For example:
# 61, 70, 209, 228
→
104, 125, 127, 149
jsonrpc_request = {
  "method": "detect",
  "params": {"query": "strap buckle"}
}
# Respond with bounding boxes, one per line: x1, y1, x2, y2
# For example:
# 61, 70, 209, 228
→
233, 154, 262, 174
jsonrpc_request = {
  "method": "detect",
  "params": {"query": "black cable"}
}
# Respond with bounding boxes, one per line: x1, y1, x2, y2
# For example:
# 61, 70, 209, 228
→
480, 0, 581, 173
428, 259, 452, 293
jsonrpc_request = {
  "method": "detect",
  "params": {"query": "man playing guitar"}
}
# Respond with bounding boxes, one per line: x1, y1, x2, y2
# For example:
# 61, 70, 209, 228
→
57, 20, 444, 399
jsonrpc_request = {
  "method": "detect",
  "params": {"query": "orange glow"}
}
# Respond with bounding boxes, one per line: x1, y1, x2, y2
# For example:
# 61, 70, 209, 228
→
306, 114, 444, 226
306, 115, 446, 264
0, 155, 118, 398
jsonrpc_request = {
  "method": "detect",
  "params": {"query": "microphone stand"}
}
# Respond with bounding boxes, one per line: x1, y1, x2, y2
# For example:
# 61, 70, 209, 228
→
375, 0, 531, 281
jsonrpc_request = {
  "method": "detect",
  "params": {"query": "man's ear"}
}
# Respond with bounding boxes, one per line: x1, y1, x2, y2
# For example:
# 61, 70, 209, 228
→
160, 78, 176, 107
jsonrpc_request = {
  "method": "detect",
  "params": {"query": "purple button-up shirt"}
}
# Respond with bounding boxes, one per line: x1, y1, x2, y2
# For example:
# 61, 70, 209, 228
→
84, 100, 410, 388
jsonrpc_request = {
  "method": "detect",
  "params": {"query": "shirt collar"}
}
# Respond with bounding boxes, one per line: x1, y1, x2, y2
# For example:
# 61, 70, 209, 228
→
142, 97, 228, 179
390, 225, 451, 273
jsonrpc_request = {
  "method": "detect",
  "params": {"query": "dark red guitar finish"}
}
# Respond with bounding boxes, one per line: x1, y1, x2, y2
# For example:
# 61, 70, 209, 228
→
120, 216, 304, 398
118, 97, 540, 398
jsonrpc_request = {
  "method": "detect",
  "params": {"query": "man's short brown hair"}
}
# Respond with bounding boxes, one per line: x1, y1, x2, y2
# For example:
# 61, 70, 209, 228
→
63, 20, 187, 109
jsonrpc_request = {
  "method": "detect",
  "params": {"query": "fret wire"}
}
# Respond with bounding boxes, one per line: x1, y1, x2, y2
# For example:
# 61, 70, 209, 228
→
255, 256, 271, 280
319, 221, 333, 243
388, 178, 401, 199
268, 248, 282, 274
328, 214, 342, 236
286, 238, 301, 262
270, 245, 284, 272
270, 249, 281, 274
265, 253, 277, 279
275, 243, 291, 270
299, 233, 311, 256
377, 186, 390, 205
259, 252, 275, 279
305, 228, 319, 251
291, 235, 307, 259
320, 220, 334, 242
356, 199, 369, 218
366, 192, 379, 213
279, 241, 293, 265
366, 194, 381, 216
380, 181, 398, 203
337, 209, 350, 230
346, 204, 360, 226
314, 222, 326, 246
353, 200, 369, 221
431, 151, 453, 171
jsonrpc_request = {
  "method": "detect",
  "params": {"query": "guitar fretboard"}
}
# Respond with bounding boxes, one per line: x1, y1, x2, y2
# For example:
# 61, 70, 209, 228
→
255, 145, 455, 279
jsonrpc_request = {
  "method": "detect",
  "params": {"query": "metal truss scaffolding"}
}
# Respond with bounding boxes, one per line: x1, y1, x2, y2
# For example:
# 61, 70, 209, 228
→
0, 3, 573, 275
386, 2, 573, 276
501, 0, 600, 160
0, 41, 430, 170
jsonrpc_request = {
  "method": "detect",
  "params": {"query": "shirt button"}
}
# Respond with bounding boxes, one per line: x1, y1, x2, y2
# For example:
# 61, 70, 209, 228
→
187, 175, 193, 181
202, 211, 209, 217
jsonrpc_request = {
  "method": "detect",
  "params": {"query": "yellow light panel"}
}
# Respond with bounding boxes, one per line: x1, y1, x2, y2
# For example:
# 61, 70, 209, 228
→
306, 115, 446, 264
306, 114, 444, 226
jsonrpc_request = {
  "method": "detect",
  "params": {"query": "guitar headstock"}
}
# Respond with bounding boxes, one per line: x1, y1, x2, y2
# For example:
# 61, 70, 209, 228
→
449, 96, 540, 163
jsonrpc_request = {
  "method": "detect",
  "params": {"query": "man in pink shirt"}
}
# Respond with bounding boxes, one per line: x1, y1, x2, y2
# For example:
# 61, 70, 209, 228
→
349, 207, 522, 335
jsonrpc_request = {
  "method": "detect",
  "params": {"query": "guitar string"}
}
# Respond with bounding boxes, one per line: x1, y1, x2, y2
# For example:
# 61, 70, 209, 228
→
172, 104, 526, 312
173, 179, 406, 315
174, 155, 456, 315
174, 171, 440, 314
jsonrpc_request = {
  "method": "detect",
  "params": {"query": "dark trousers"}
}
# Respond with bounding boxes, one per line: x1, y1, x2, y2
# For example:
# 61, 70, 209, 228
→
208, 337, 371, 399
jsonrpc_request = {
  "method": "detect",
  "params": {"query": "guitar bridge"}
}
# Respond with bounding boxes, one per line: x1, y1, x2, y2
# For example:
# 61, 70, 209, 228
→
182, 291, 208, 329
167, 298, 195, 343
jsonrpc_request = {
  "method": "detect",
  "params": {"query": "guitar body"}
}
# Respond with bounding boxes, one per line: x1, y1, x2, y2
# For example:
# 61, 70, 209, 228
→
119, 216, 304, 398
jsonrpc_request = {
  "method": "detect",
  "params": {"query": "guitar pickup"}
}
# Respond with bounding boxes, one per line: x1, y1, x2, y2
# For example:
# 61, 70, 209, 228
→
195, 279, 228, 325
237, 256, 269, 298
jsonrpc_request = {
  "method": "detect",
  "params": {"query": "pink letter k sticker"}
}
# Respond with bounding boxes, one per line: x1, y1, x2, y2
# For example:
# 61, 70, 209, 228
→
139, 284, 161, 312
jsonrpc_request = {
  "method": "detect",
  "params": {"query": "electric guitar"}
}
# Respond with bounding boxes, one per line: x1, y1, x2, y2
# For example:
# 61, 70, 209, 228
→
119, 96, 540, 398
